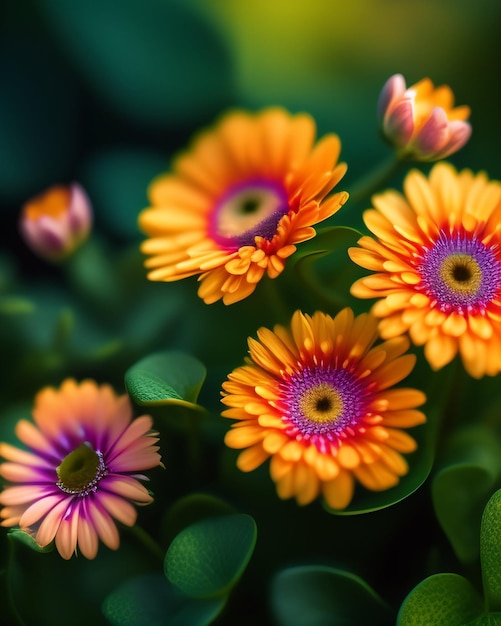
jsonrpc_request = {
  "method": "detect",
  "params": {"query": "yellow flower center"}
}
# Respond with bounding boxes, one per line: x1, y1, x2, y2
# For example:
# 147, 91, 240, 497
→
298, 383, 344, 424
56, 442, 107, 496
439, 253, 482, 296
23, 186, 71, 221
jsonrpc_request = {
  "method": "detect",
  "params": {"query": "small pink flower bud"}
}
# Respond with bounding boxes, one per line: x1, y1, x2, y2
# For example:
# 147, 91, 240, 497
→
19, 183, 92, 262
378, 74, 471, 161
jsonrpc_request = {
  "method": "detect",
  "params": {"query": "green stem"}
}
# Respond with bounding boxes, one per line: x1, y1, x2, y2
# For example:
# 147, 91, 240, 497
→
348, 154, 404, 205
127, 524, 165, 563
5, 538, 28, 626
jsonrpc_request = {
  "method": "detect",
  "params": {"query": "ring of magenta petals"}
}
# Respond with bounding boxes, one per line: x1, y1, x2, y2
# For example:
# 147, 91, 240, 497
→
209, 178, 290, 248
280, 366, 368, 449
417, 231, 501, 313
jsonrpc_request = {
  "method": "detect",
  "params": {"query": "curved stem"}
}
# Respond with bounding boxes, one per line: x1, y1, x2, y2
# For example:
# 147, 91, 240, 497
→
348, 155, 404, 205
127, 524, 165, 563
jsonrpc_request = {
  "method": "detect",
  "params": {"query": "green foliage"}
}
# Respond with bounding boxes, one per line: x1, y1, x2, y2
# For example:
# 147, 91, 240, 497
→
271, 565, 393, 626
397, 573, 484, 626
8, 529, 54, 554
481, 489, 501, 611
164, 514, 257, 600
102, 573, 226, 626
432, 426, 501, 563
125, 350, 206, 408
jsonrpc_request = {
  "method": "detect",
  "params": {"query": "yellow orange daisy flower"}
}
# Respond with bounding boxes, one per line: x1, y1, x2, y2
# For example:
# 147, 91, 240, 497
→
349, 163, 501, 378
0, 379, 162, 559
139, 108, 349, 305
221, 309, 426, 510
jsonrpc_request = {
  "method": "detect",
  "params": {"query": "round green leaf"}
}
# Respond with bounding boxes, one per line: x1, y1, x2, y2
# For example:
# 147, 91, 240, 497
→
162, 493, 235, 545
270, 565, 393, 626
8, 530, 54, 554
432, 425, 501, 563
397, 573, 483, 626
125, 350, 206, 408
102, 573, 226, 626
481, 489, 501, 611
164, 514, 257, 599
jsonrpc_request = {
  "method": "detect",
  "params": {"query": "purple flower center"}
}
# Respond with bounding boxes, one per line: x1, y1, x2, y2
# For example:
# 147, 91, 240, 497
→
417, 231, 501, 314
280, 366, 368, 452
56, 442, 107, 496
209, 179, 289, 248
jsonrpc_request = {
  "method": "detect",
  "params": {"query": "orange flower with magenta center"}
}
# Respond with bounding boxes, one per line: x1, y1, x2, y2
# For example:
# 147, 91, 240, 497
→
349, 163, 501, 378
139, 108, 349, 305
0, 379, 161, 559
221, 309, 426, 510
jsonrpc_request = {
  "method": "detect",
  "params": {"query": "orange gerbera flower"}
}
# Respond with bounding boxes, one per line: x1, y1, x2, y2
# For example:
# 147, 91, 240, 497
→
0, 379, 161, 559
349, 163, 501, 378
139, 108, 349, 305
221, 309, 426, 510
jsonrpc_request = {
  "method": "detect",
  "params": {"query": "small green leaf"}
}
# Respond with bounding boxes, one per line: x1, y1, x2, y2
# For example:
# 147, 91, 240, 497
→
397, 573, 483, 626
102, 573, 226, 626
164, 514, 257, 599
125, 351, 206, 408
432, 425, 501, 563
481, 489, 501, 611
8, 529, 54, 554
270, 565, 393, 626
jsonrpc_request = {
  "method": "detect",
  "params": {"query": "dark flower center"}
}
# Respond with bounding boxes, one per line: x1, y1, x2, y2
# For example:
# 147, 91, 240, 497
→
56, 442, 107, 496
211, 179, 289, 248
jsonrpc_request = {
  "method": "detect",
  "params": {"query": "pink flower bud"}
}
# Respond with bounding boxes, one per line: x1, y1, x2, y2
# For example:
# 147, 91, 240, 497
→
378, 74, 471, 161
20, 183, 92, 262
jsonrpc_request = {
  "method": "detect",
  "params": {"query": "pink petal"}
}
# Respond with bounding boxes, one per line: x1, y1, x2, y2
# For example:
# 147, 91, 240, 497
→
103, 475, 153, 504
106, 415, 154, 462
0, 461, 52, 483
97, 491, 138, 527
377, 74, 407, 120
76, 508, 99, 559
20, 493, 66, 528
414, 107, 449, 156
0, 484, 53, 506
35, 496, 71, 547
384, 100, 415, 146
0, 440, 53, 469
433, 120, 472, 159
88, 503, 120, 551
55, 504, 80, 559
68, 183, 92, 234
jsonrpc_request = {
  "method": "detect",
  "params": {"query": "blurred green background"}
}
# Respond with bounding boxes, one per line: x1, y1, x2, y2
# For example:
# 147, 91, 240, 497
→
1, 0, 500, 241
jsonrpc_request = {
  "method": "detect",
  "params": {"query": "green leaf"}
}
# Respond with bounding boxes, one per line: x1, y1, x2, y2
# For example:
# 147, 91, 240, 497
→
162, 493, 236, 546
481, 489, 501, 611
465, 614, 501, 626
397, 573, 484, 626
125, 350, 206, 408
8, 530, 54, 554
270, 565, 393, 626
102, 573, 226, 626
432, 425, 501, 563
164, 514, 257, 599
